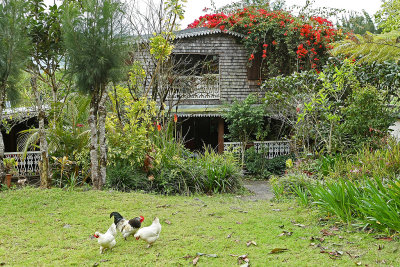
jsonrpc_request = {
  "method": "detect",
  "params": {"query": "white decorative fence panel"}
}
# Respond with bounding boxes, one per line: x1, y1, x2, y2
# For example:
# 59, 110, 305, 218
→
170, 74, 220, 100
224, 141, 292, 159
4, 151, 41, 177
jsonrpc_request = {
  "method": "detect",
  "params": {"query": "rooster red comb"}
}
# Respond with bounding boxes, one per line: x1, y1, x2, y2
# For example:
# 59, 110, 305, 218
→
140, 216, 145, 222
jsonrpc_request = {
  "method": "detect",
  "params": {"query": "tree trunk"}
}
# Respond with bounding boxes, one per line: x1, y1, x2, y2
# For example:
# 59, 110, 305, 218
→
31, 77, 51, 188
89, 91, 100, 189
98, 88, 108, 187
0, 85, 5, 182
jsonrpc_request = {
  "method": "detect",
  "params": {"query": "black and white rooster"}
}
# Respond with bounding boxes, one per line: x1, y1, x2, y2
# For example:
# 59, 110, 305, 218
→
110, 211, 144, 240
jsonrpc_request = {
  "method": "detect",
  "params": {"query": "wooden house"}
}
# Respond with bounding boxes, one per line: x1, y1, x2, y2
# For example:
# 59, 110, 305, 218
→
135, 27, 292, 157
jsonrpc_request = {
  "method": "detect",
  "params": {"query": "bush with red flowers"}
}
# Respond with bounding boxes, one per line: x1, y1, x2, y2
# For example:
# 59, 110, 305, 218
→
188, 7, 340, 77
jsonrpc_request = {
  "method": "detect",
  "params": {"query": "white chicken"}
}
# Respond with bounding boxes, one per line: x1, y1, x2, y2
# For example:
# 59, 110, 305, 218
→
94, 223, 117, 254
134, 217, 162, 248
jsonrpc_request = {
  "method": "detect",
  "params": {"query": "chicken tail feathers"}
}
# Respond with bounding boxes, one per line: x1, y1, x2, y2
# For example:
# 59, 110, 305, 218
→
110, 212, 124, 225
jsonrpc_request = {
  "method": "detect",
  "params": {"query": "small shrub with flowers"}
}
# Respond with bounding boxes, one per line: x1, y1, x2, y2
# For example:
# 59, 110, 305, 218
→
188, 6, 340, 76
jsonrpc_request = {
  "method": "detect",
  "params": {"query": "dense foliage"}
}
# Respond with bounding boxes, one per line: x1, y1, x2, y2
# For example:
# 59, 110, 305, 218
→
188, 6, 339, 76
245, 146, 294, 178
263, 59, 396, 154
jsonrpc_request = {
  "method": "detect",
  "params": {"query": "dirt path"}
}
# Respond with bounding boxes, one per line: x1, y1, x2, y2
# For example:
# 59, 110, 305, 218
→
242, 180, 274, 201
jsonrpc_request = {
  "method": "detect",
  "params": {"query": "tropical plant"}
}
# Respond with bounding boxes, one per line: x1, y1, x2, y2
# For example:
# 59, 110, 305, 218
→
310, 178, 364, 224
339, 85, 396, 151
331, 30, 400, 63
224, 94, 267, 167
2, 158, 18, 176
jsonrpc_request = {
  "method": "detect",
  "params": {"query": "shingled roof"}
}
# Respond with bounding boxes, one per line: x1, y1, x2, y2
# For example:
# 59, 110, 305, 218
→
135, 27, 245, 43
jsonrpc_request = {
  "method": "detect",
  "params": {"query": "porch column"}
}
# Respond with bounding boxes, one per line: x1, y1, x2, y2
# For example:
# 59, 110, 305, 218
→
217, 117, 224, 154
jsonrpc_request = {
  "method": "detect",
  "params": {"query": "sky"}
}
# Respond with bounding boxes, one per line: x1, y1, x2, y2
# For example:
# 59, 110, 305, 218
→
44, 0, 383, 29
178, 0, 383, 28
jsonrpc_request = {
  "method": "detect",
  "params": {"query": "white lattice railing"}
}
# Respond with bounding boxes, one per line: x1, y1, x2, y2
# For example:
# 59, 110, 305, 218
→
170, 74, 220, 100
224, 141, 292, 159
4, 151, 41, 177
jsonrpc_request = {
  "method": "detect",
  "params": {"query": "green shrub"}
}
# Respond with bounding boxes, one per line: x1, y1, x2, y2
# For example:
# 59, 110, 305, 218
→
309, 176, 400, 233
357, 177, 400, 233
339, 85, 396, 152
310, 179, 365, 223
106, 162, 150, 192
245, 147, 294, 179
328, 139, 400, 180
270, 172, 317, 198
195, 148, 242, 194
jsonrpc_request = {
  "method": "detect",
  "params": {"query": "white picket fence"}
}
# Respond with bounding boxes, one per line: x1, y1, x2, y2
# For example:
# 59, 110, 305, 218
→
224, 140, 292, 159
4, 151, 41, 177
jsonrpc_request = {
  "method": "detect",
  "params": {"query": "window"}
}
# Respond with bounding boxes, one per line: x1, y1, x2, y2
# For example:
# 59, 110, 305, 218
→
172, 54, 219, 76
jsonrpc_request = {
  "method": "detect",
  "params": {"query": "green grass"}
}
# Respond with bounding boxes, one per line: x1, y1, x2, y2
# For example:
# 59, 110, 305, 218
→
0, 188, 399, 266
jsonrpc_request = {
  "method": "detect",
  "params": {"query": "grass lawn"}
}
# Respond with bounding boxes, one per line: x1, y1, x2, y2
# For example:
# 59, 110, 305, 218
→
0, 187, 399, 266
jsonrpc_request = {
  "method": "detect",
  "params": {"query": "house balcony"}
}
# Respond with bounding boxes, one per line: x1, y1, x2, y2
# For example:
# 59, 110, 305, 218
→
170, 74, 220, 100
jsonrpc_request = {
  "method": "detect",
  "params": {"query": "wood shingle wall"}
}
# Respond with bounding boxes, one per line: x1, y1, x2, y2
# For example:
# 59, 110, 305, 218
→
135, 32, 261, 105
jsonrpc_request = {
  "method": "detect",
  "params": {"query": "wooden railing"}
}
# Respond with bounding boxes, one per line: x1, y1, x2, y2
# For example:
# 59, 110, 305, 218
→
224, 140, 293, 159
4, 151, 41, 177
170, 74, 220, 100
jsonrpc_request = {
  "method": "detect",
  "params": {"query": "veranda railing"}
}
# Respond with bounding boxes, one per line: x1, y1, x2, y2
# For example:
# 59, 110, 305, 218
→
224, 140, 293, 159
4, 151, 41, 177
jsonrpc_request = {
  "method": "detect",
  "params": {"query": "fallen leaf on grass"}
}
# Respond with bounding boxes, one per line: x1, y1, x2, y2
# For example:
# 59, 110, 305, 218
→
227, 232, 234, 238
278, 225, 284, 229
374, 236, 393, 241
269, 248, 288, 254
236, 221, 242, 224
293, 223, 305, 228
320, 229, 335, 236
278, 231, 293, 237
330, 226, 340, 231
192, 256, 199, 265
197, 253, 218, 258
182, 254, 192, 259
164, 220, 171, 225
156, 204, 170, 208
346, 251, 360, 259
230, 254, 250, 265
355, 262, 362, 266
246, 240, 257, 247
100, 260, 110, 263
272, 209, 281, 212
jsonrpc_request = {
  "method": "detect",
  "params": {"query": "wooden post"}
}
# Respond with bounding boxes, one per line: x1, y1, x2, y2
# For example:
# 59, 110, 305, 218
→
217, 117, 224, 154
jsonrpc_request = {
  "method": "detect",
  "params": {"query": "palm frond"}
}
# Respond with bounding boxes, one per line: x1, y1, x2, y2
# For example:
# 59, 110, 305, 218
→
332, 30, 400, 63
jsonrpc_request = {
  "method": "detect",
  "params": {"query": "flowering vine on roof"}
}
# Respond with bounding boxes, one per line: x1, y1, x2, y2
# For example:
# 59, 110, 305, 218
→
188, 7, 341, 77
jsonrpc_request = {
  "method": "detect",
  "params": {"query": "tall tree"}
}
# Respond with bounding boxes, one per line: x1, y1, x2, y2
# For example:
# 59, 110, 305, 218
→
338, 10, 378, 35
63, 0, 128, 189
0, 0, 30, 181
25, 0, 65, 188
375, 0, 400, 33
